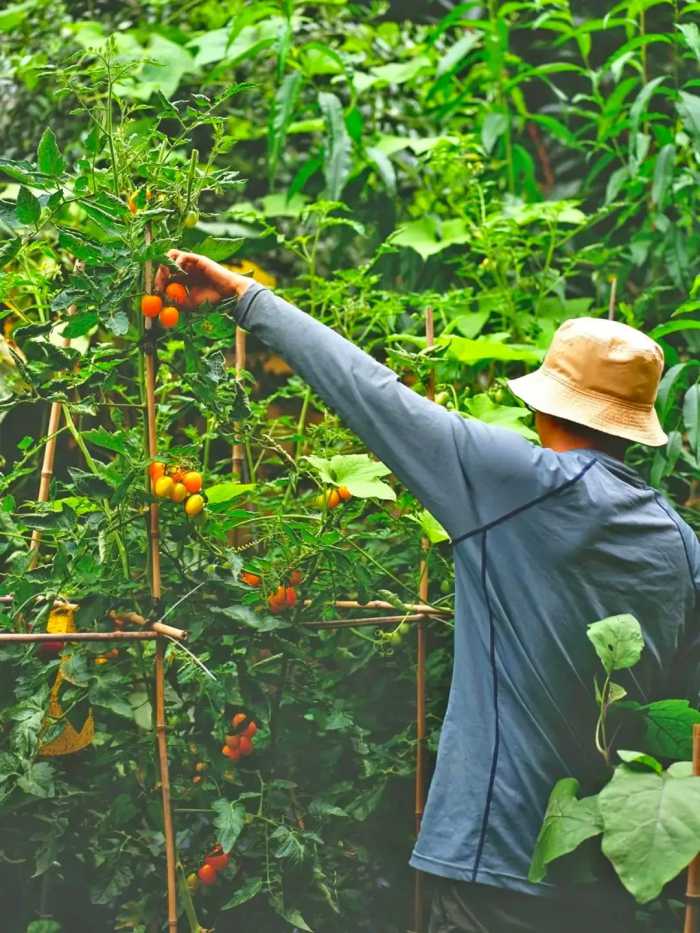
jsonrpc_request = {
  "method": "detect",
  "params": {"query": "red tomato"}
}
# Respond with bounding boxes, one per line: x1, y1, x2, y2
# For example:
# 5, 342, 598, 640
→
288, 570, 303, 586
205, 852, 230, 871
197, 864, 218, 886
239, 735, 253, 758
244, 721, 257, 739
231, 712, 247, 730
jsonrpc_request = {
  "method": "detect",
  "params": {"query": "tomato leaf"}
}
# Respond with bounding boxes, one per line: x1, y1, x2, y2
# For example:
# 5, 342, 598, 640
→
212, 798, 246, 852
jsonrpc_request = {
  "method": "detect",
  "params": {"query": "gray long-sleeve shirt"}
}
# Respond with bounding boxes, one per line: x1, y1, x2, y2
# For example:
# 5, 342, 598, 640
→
234, 281, 700, 897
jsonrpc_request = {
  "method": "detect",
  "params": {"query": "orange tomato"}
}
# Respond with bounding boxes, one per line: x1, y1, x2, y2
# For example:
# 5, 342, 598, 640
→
327, 489, 341, 509
267, 586, 286, 614
141, 294, 162, 318
165, 282, 189, 307
239, 735, 253, 757
149, 461, 166, 482
225, 734, 240, 750
288, 570, 303, 586
159, 306, 179, 328
231, 712, 247, 730
338, 485, 352, 501
197, 864, 218, 886
241, 570, 262, 587
244, 721, 257, 739
222, 744, 240, 761
170, 466, 185, 483
285, 586, 297, 608
183, 471, 203, 494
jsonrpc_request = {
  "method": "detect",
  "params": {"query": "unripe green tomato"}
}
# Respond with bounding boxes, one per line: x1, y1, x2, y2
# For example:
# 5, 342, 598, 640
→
397, 621, 410, 638
183, 210, 199, 228
440, 579, 452, 595
387, 630, 402, 645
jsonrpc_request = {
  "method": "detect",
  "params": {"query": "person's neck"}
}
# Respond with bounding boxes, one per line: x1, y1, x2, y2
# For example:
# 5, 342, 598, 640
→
542, 431, 624, 460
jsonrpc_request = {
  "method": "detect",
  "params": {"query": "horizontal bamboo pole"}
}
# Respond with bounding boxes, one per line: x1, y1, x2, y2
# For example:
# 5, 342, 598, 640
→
302, 613, 431, 629
303, 599, 448, 615
109, 610, 187, 641
0, 631, 164, 644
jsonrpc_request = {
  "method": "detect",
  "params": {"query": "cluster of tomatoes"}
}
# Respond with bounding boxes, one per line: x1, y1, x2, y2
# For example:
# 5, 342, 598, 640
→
141, 278, 222, 330
221, 712, 257, 762
149, 461, 205, 518
240, 568, 303, 615
313, 485, 352, 510
188, 843, 231, 891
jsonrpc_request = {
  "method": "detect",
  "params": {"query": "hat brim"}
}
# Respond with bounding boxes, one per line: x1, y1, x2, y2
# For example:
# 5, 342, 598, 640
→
507, 368, 668, 448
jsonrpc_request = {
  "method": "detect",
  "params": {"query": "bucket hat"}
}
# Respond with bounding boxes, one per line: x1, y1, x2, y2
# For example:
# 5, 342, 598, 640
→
508, 317, 667, 447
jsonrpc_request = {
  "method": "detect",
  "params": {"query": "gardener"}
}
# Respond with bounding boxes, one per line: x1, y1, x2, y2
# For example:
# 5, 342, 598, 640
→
157, 251, 699, 933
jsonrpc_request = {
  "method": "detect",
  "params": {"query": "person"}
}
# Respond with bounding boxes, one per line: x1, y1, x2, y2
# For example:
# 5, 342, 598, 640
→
156, 251, 700, 933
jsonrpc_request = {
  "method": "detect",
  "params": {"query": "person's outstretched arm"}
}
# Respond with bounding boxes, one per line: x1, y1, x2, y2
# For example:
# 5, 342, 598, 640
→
156, 251, 566, 540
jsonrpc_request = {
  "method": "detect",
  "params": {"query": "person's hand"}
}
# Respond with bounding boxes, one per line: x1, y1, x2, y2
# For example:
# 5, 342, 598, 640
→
155, 250, 254, 307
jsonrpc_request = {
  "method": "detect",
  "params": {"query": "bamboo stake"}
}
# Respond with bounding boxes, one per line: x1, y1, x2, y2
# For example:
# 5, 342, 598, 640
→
683, 724, 700, 933
29, 261, 83, 568
608, 275, 617, 321
413, 306, 434, 933
303, 613, 430, 629
142, 227, 178, 930
232, 326, 247, 480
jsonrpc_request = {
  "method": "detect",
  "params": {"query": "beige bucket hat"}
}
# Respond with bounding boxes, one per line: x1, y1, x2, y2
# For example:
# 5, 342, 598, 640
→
508, 317, 667, 447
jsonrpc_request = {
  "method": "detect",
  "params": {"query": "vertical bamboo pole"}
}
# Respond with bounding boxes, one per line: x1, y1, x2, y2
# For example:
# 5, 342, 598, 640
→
608, 275, 617, 321
413, 306, 434, 933
143, 228, 178, 931
232, 326, 247, 480
29, 261, 83, 568
683, 724, 700, 933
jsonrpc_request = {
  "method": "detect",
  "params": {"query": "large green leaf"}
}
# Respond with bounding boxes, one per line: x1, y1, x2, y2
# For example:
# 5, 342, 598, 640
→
683, 384, 700, 456
318, 91, 352, 201
408, 509, 450, 544
677, 91, 700, 143
212, 799, 246, 852
599, 763, 700, 903
390, 216, 471, 260
465, 393, 538, 441
221, 876, 263, 910
439, 335, 543, 366
305, 454, 395, 500
206, 482, 256, 505
641, 699, 700, 760
529, 778, 602, 883
586, 614, 643, 674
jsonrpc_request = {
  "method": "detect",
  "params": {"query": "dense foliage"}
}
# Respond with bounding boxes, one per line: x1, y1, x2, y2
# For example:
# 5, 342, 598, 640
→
0, 1, 698, 930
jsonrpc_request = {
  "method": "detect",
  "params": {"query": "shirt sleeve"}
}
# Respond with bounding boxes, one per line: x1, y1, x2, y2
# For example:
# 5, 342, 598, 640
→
232, 282, 569, 540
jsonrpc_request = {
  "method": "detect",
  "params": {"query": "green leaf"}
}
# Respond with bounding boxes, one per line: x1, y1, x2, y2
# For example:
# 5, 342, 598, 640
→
482, 112, 508, 154
586, 614, 644, 674
650, 320, 700, 340
599, 764, 700, 903
37, 128, 64, 177
465, 394, 539, 441
268, 72, 303, 182
528, 778, 603, 884
641, 699, 700, 760
212, 798, 246, 852
440, 335, 544, 366
206, 482, 255, 505
318, 92, 352, 201
390, 216, 470, 260
370, 56, 431, 84
617, 750, 663, 774
677, 91, 700, 143
678, 23, 700, 65
305, 454, 395, 500
196, 236, 243, 262
408, 509, 450, 544
81, 428, 128, 455
651, 144, 675, 208
61, 311, 99, 339
366, 146, 396, 195
683, 384, 700, 456
436, 31, 481, 77
16, 186, 40, 226
221, 875, 263, 910
128, 691, 153, 730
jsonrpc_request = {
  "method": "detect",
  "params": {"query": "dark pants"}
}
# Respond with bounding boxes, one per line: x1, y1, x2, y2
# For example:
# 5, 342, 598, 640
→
427, 877, 637, 933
